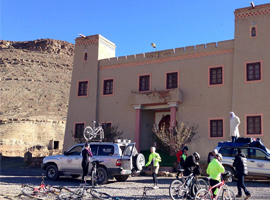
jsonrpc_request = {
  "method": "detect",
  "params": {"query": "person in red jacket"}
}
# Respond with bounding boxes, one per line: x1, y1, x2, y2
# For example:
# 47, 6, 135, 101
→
175, 146, 188, 178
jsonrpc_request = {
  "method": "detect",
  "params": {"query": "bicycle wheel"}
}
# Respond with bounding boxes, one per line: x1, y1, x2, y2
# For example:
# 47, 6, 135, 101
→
92, 171, 97, 188
192, 178, 208, 197
49, 186, 71, 195
194, 189, 212, 200
90, 189, 112, 200
21, 185, 48, 199
222, 188, 235, 200
169, 179, 189, 200
83, 126, 94, 140
58, 192, 82, 200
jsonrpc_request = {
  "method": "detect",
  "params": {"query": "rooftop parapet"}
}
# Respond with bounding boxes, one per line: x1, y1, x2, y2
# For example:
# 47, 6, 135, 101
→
99, 39, 234, 69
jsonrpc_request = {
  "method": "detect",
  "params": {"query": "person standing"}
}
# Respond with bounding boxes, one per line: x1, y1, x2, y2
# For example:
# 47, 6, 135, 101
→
145, 147, 161, 189
207, 153, 224, 198
233, 149, 251, 199
207, 149, 218, 164
81, 143, 93, 183
230, 112, 240, 142
175, 146, 188, 178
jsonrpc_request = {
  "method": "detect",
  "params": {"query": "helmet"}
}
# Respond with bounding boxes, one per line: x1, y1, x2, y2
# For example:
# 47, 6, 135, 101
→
216, 153, 223, 161
193, 152, 200, 161
182, 146, 189, 151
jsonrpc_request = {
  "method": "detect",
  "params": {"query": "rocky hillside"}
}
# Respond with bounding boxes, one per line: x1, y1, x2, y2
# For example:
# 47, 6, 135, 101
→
0, 39, 74, 156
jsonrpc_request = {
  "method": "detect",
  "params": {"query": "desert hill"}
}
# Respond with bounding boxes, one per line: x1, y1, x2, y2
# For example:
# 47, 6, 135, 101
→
0, 39, 74, 156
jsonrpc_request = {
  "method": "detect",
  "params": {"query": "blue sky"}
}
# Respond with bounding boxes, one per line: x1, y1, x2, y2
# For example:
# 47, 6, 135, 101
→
1, 0, 269, 57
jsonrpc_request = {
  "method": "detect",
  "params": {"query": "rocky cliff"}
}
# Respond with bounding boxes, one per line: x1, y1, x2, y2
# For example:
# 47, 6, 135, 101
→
0, 39, 74, 156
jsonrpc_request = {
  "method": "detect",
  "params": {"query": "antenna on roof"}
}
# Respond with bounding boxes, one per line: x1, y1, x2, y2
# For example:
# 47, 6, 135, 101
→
250, 1, 255, 8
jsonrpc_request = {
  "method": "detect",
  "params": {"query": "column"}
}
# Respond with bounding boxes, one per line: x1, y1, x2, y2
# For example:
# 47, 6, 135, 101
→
134, 105, 142, 152
169, 102, 179, 127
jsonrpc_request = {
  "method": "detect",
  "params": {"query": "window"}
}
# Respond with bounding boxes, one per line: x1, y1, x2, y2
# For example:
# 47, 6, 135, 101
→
139, 75, 150, 91
98, 145, 114, 156
210, 67, 223, 85
210, 119, 223, 138
89, 145, 98, 156
101, 123, 112, 129
166, 72, 178, 89
219, 148, 234, 157
78, 81, 88, 96
246, 62, 261, 81
53, 141, 59, 150
84, 52, 88, 61
74, 123, 84, 139
249, 149, 266, 160
103, 79, 113, 95
247, 116, 261, 135
251, 27, 256, 37
67, 145, 83, 155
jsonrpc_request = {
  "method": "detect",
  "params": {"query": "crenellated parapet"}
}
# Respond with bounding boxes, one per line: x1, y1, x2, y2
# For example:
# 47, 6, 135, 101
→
99, 40, 234, 70
234, 3, 270, 19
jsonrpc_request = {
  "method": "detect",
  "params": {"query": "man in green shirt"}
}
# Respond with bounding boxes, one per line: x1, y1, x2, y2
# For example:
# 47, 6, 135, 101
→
207, 153, 224, 198
145, 147, 161, 189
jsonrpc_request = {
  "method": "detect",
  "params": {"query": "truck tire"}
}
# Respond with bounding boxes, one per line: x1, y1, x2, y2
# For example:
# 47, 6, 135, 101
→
45, 164, 59, 181
97, 167, 108, 184
114, 175, 129, 182
133, 153, 145, 171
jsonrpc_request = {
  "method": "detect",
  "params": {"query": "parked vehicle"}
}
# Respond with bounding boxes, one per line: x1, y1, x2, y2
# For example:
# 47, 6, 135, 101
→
41, 140, 145, 184
214, 139, 270, 178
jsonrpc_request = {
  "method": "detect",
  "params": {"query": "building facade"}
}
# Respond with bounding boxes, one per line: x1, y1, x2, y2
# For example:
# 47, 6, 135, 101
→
63, 4, 270, 161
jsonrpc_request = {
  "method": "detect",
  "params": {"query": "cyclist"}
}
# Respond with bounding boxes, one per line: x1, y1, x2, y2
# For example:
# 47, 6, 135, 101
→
176, 146, 188, 178
207, 149, 218, 164
144, 147, 161, 189
183, 152, 200, 177
81, 143, 93, 183
206, 153, 225, 198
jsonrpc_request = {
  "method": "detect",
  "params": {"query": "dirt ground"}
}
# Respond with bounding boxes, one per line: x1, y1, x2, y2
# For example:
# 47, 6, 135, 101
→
1, 156, 270, 199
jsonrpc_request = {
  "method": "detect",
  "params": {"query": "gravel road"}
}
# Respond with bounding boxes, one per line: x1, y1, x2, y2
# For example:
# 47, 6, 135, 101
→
1, 157, 270, 199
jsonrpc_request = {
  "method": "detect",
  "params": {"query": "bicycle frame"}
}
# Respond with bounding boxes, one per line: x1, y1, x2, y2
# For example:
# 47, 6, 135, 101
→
205, 180, 226, 200
92, 120, 104, 140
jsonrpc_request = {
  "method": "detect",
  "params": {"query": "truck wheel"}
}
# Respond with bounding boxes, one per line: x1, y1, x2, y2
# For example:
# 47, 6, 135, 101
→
224, 166, 235, 181
45, 164, 59, 181
115, 175, 129, 182
97, 167, 108, 184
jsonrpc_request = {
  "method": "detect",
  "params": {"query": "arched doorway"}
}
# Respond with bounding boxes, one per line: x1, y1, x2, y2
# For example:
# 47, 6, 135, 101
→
158, 114, 171, 130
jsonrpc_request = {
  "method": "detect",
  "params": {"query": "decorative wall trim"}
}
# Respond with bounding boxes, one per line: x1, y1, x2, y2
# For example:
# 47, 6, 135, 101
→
76, 38, 99, 46
235, 8, 270, 19
100, 49, 234, 70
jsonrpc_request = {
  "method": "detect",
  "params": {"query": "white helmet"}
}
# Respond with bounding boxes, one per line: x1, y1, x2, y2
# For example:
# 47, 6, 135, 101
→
193, 152, 200, 161
216, 153, 223, 161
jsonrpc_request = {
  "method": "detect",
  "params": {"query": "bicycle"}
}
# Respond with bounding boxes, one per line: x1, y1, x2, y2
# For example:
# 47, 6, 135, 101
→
91, 160, 104, 188
84, 120, 104, 141
194, 172, 235, 200
169, 170, 208, 200
58, 181, 112, 200
21, 174, 70, 199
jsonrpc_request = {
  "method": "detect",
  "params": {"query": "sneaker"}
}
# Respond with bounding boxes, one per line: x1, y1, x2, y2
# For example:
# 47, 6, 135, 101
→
236, 194, 242, 198
153, 185, 159, 189
244, 194, 252, 200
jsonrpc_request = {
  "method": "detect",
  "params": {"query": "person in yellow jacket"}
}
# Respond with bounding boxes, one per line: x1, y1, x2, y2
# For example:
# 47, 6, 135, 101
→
206, 153, 224, 198
145, 147, 161, 189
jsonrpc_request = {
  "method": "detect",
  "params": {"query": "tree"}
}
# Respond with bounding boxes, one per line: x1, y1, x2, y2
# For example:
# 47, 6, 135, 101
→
103, 124, 123, 142
152, 122, 198, 156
